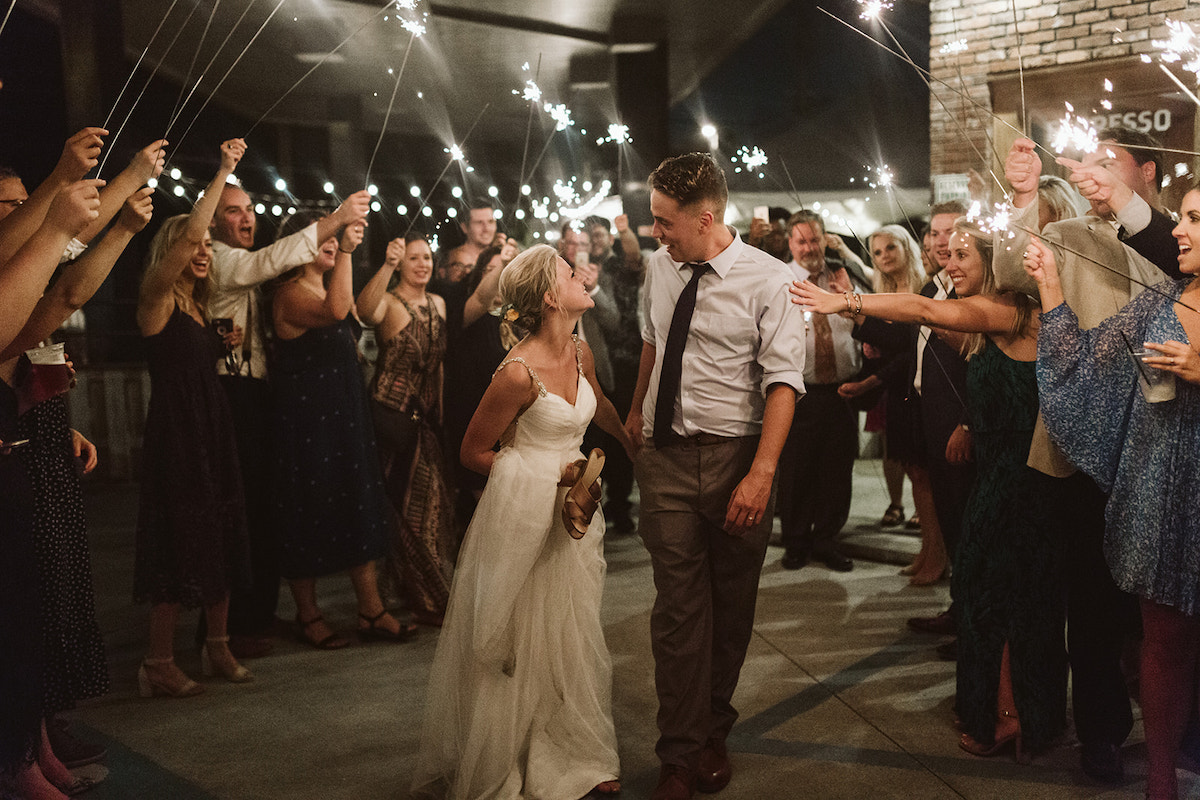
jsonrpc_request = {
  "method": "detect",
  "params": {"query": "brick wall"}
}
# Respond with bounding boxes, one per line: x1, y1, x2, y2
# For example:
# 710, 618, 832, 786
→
929, 0, 1200, 176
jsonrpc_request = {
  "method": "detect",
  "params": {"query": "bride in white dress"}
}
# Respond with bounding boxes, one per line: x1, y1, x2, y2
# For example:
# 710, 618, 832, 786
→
411, 245, 633, 799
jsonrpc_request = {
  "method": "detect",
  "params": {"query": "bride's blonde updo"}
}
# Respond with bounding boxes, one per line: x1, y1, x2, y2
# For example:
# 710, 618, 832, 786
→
497, 244, 561, 334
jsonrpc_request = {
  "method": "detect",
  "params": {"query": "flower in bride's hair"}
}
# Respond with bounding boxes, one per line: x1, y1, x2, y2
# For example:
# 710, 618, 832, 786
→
505, 308, 520, 322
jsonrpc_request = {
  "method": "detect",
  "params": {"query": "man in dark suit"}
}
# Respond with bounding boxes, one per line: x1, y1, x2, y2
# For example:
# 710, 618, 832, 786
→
995, 126, 1176, 785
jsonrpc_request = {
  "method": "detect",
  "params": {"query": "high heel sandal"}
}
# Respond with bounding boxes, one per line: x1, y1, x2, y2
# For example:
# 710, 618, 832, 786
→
137, 656, 204, 698
880, 503, 905, 527
357, 610, 418, 643
560, 448, 605, 539
295, 614, 350, 650
201, 636, 253, 683
959, 711, 1028, 764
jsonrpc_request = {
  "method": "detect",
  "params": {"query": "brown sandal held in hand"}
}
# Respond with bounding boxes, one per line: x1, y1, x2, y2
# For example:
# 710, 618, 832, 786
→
560, 448, 605, 539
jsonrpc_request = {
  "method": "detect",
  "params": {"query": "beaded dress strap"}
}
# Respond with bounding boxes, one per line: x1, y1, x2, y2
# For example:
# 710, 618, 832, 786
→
571, 333, 584, 376
493, 356, 547, 397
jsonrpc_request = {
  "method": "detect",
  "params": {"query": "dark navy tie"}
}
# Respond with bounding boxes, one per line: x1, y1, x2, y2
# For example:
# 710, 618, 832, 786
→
653, 262, 708, 443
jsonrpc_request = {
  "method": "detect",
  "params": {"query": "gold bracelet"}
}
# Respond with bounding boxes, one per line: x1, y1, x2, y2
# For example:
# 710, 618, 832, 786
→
853, 292, 863, 315
843, 291, 854, 314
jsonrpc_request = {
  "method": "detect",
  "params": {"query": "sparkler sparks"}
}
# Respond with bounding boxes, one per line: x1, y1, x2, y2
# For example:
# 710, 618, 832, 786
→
543, 102, 574, 131
393, 0, 417, 9
1152, 19, 1200, 80
857, 0, 893, 21
595, 123, 631, 145
444, 144, 464, 161
1049, 103, 1099, 154
939, 38, 968, 55
514, 79, 542, 103
399, 15, 426, 37
731, 146, 768, 177
966, 199, 1015, 239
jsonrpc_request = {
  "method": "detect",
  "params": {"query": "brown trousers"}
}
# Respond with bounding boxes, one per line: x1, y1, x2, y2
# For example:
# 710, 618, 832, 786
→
636, 434, 773, 770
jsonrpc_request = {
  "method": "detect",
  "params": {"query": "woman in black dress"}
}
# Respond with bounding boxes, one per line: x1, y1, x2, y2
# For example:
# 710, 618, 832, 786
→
134, 139, 252, 697
271, 219, 415, 649
0, 134, 124, 799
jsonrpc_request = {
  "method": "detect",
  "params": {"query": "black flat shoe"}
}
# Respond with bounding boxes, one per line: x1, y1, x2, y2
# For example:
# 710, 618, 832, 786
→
817, 551, 853, 572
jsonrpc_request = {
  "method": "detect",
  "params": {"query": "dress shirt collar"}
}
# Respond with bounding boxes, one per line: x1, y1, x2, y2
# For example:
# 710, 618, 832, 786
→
666, 228, 744, 280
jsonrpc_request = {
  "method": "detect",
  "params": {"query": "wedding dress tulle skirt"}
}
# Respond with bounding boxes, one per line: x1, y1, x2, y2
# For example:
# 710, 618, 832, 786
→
411, 384, 619, 799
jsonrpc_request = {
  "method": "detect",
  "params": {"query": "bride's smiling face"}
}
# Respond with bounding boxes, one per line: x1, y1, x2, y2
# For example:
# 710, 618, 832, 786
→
551, 257, 593, 314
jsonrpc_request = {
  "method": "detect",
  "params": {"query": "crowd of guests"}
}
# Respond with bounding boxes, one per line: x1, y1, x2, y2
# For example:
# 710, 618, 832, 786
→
2, 119, 1199, 800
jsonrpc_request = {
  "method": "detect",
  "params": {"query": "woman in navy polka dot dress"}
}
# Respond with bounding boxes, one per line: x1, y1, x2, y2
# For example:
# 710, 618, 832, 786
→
270, 218, 416, 649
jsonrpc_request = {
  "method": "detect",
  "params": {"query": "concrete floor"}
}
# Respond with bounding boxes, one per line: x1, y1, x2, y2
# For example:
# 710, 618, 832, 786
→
63, 459, 1197, 800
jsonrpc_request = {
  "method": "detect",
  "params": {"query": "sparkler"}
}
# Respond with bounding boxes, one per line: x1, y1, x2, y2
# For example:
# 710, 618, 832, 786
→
364, 2, 428, 191
98, 1, 201, 177
830, 5, 1008, 195
732, 146, 768, 178
1010, 0, 1027, 134
543, 103, 574, 132
246, 1, 397, 136
403, 103, 489, 237
595, 124, 632, 146
0, 0, 16, 41
166, 0, 224, 138
515, 57, 543, 204
1048, 103, 1100, 154
856, 0, 893, 21
1152, 19, 1200, 80
168, 0, 291, 161
99, 0, 183, 132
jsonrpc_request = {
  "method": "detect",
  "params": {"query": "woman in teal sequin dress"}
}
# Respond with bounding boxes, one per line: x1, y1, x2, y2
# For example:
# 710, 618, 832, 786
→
1025, 191, 1200, 800
792, 220, 1066, 759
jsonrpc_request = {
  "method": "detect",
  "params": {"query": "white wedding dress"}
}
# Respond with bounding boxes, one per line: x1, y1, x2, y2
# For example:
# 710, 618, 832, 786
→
411, 347, 619, 800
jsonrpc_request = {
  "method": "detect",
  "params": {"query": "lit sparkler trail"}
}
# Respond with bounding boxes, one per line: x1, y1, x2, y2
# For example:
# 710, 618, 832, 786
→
515, 57, 543, 204
732, 146, 768, 177
816, 5, 1055, 169
403, 103, 490, 237
966, 199, 1016, 240
245, 0, 398, 137
168, 0, 291, 161
1048, 103, 1100, 154
99, 1, 201, 177
166, 0, 223, 137
939, 38, 968, 54
595, 124, 632, 145
1152, 19, 1200, 80
543, 103, 574, 131
857, 0, 893, 21
862, 6, 1007, 194
1010, 0, 1027, 134
100, 0, 183, 131
0, 0, 17, 41
364, 3, 427, 191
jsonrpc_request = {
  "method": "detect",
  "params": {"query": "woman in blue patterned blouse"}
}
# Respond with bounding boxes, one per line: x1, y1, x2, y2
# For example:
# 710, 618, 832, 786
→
1024, 191, 1200, 800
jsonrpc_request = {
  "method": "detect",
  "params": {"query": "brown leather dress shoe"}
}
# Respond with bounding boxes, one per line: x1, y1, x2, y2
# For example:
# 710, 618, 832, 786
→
697, 738, 731, 793
906, 610, 955, 636
652, 764, 696, 800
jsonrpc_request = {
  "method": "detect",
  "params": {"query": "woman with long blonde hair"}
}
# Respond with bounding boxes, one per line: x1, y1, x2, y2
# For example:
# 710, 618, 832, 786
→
133, 139, 252, 698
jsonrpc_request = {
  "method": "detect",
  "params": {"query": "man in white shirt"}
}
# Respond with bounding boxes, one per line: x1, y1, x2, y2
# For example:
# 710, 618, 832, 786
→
777, 210, 861, 572
209, 183, 370, 657
625, 152, 805, 800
